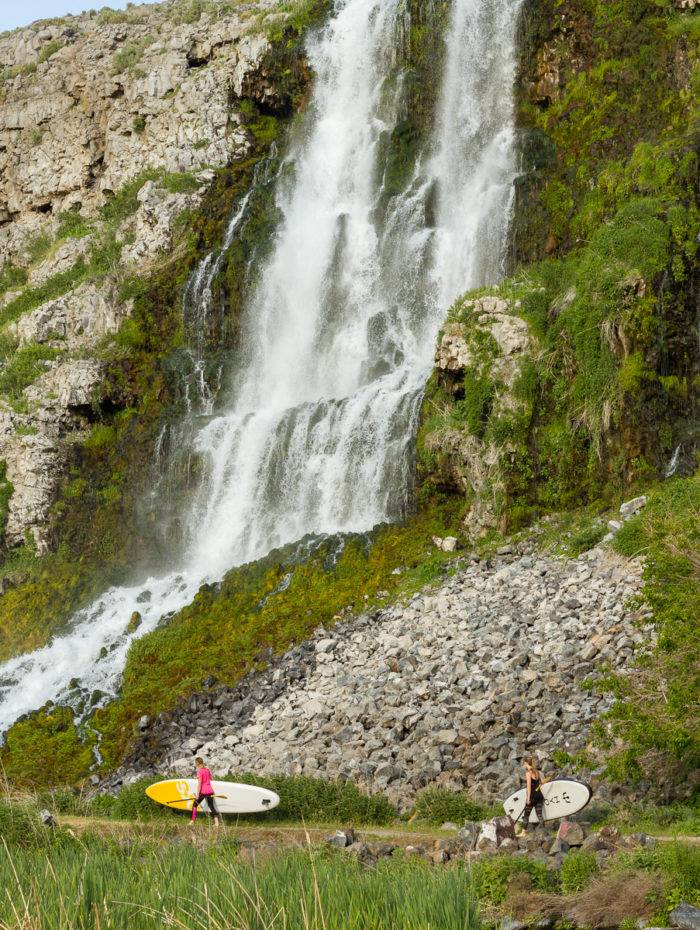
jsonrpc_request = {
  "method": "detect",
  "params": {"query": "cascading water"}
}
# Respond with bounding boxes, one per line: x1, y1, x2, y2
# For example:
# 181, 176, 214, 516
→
0, 0, 521, 734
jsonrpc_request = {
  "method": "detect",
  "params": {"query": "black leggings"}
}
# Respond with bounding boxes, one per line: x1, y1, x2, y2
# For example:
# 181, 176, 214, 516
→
522, 791, 544, 824
191, 793, 219, 820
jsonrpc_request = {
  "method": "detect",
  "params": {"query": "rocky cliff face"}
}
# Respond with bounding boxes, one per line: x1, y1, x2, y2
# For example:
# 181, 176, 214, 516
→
0, 0, 281, 551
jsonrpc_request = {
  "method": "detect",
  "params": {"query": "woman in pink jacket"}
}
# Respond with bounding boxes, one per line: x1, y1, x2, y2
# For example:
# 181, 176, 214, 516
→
189, 757, 221, 827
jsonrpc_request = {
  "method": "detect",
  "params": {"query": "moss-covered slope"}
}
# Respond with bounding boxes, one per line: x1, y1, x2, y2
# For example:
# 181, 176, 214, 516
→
417, 0, 698, 532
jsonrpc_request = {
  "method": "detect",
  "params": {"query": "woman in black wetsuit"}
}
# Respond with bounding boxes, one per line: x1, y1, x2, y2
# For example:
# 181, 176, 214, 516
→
521, 755, 544, 828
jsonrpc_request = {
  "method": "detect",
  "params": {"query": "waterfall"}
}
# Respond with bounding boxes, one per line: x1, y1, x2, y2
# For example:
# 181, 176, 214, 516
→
0, 0, 521, 734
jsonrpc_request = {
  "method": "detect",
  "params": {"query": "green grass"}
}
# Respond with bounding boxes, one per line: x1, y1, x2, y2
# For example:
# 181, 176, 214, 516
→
559, 849, 599, 893
612, 841, 700, 921
412, 787, 494, 826
469, 855, 553, 906
110, 37, 152, 76
0, 461, 13, 546
0, 343, 60, 402
0, 836, 481, 930
605, 800, 700, 837
597, 474, 700, 783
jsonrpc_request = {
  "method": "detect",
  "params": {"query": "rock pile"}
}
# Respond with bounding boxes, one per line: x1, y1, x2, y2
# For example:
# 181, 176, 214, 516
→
121, 544, 647, 808
323, 819, 656, 870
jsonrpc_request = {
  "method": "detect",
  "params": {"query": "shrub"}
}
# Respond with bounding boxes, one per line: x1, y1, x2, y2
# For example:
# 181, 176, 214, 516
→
470, 855, 552, 906
0, 344, 60, 401
0, 461, 13, 545
229, 773, 397, 824
89, 777, 169, 820
56, 209, 93, 240
37, 39, 64, 64
413, 787, 492, 825
601, 475, 700, 783
0, 263, 27, 296
0, 800, 64, 849
110, 37, 152, 76
615, 841, 700, 913
559, 848, 599, 893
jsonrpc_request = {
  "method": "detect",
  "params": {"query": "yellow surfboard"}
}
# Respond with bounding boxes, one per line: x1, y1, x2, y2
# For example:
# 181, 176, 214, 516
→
145, 778, 280, 814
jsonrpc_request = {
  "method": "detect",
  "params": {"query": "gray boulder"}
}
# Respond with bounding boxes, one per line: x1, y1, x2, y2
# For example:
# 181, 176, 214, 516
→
670, 903, 700, 930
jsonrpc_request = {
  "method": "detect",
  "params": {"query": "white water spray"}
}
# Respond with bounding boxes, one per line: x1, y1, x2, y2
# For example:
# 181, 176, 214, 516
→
0, 0, 521, 733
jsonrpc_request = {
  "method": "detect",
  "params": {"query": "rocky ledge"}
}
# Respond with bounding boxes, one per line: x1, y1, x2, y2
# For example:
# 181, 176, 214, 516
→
118, 540, 648, 808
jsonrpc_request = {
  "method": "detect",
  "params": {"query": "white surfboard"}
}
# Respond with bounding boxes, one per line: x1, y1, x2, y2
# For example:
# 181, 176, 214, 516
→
146, 778, 280, 815
503, 777, 592, 823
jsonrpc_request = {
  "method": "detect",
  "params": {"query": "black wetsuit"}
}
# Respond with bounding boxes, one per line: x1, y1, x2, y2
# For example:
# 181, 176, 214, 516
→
522, 772, 544, 824
192, 792, 219, 816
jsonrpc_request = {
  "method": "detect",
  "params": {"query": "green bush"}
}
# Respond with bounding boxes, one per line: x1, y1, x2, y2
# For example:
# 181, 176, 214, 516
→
89, 777, 169, 820
56, 209, 93, 240
0, 263, 27, 296
0, 344, 60, 401
0, 461, 13, 544
110, 37, 152, 76
413, 787, 492, 825
0, 800, 67, 849
601, 475, 700, 783
37, 39, 64, 64
229, 773, 397, 825
559, 848, 599, 893
469, 855, 552, 905
614, 841, 700, 917
88, 774, 396, 825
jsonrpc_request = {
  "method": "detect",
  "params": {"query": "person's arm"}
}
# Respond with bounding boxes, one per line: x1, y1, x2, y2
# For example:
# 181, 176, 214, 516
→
196, 770, 203, 795
526, 771, 532, 803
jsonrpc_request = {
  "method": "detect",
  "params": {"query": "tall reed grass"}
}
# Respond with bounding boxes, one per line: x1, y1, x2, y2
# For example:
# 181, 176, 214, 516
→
0, 836, 481, 930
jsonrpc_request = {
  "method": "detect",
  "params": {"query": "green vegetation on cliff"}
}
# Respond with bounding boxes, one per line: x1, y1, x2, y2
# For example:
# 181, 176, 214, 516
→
418, 0, 698, 527
599, 475, 700, 787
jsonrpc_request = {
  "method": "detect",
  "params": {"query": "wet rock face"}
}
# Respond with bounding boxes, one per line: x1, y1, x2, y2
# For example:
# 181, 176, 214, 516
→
426, 295, 535, 537
116, 545, 648, 810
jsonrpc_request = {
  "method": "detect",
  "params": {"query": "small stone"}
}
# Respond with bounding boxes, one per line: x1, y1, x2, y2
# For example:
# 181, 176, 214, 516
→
499, 837, 519, 852
669, 903, 700, 930
557, 821, 585, 846
39, 810, 56, 828
500, 919, 527, 930
620, 495, 647, 519
127, 611, 142, 634
138, 714, 150, 731
430, 848, 450, 864
457, 823, 479, 850
440, 822, 459, 831
404, 845, 426, 857
326, 830, 355, 849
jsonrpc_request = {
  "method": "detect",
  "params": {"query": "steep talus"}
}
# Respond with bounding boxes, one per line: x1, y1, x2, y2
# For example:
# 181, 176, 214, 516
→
114, 543, 645, 807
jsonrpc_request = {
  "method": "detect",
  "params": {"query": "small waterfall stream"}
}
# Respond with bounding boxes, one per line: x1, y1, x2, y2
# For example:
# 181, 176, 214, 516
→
0, 0, 522, 733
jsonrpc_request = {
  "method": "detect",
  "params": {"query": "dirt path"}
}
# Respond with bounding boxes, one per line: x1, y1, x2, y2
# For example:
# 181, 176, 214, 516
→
58, 816, 700, 848
59, 815, 452, 847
